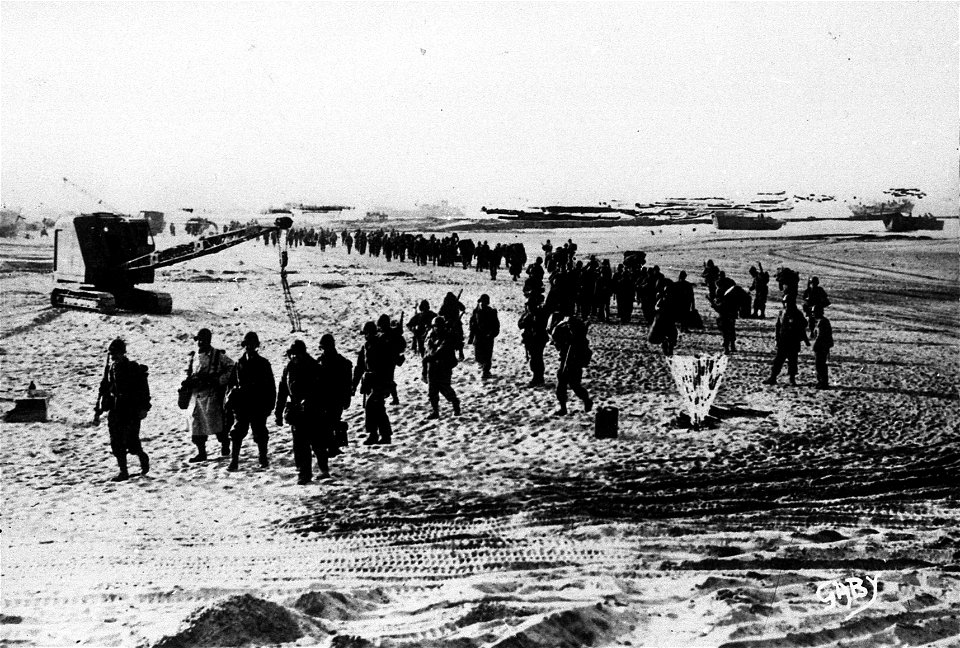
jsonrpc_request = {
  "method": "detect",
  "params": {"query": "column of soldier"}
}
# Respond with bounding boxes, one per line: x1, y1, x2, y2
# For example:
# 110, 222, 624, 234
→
96, 234, 832, 485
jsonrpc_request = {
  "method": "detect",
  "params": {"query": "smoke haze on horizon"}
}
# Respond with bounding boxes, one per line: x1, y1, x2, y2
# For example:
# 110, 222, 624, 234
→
2, 2, 958, 216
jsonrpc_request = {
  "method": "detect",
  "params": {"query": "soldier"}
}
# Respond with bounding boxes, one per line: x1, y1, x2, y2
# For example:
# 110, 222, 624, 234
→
702, 259, 720, 302
423, 315, 462, 419
185, 328, 235, 462
550, 315, 593, 416
518, 301, 549, 387
648, 280, 679, 356
275, 341, 328, 484
439, 291, 467, 361
352, 321, 396, 445
407, 299, 436, 357
377, 314, 407, 406
802, 276, 831, 332
810, 305, 834, 389
458, 238, 476, 269
489, 244, 501, 280
775, 266, 801, 300
594, 259, 613, 322
674, 270, 696, 331
95, 338, 151, 482
763, 296, 810, 386
225, 332, 276, 472
711, 278, 746, 354
468, 294, 500, 380
611, 264, 633, 324
318, 334, 353, 455
748, 264, 769, 319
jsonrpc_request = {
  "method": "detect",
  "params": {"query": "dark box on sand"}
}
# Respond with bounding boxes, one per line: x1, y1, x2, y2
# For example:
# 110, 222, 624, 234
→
595, 406, 618, 439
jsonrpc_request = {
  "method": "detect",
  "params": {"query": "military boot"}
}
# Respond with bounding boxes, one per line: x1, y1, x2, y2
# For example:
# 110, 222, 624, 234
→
227, 440, 241, 472
110, 455, 129, 482
188, 440, 208, 463
257, 442, 269, 468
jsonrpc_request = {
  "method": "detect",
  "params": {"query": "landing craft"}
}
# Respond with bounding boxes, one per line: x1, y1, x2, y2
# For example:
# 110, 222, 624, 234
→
51, 212, 293, 314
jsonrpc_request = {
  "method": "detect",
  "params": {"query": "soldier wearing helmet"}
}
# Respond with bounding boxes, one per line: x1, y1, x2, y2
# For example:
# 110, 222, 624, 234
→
224, 331, 276, 472
96, 338, 151, 482
424, 315, 461, 419
352, 318, 398, 445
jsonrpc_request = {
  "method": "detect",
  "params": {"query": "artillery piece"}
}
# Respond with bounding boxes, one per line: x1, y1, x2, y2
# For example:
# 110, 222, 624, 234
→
51, 212, 293, 314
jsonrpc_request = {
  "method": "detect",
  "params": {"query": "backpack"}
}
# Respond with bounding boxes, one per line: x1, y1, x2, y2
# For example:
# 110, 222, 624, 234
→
128, 362, 151, 417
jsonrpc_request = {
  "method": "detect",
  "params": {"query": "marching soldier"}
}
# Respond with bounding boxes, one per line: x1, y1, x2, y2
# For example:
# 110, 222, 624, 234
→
439, 291, 467, 361
352, 321, 396, 445
276, 341, 328, 484
225, 332, 275, 472
407, 300, 436, 358
550, 315, 593, 416
95, 338, 151, 482
185, 328, 234, 462
318, 334, 353, 454
518, 301, 549, 387
424, 315, 462, 419
468, 294, 500, 380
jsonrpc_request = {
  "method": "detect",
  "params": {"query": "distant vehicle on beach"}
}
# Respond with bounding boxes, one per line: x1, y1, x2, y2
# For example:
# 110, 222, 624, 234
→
138, 210, 165, 236
882, 212, 944, 232
712, 212, 785, 231
0, 209, 25, 237
364, 211, 389, 222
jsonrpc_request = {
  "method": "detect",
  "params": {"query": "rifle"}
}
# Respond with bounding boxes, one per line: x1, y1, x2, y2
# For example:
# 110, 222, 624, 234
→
93, 353, 111, 425
456, 289, 465, 319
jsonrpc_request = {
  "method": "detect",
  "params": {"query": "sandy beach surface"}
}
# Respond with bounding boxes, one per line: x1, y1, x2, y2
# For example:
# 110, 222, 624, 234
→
1, 220, 958, 647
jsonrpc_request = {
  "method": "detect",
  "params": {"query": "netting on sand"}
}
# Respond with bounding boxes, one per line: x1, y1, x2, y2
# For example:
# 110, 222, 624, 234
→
668, 353, 728, 427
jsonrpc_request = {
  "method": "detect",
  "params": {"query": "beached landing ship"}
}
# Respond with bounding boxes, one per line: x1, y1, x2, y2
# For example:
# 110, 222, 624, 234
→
51, 212, 293, 314
882, 212, 944, 232
712, 212, 785, 230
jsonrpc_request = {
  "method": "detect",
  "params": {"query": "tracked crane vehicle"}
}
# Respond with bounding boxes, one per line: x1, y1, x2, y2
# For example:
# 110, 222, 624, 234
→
51, 212, 293, 314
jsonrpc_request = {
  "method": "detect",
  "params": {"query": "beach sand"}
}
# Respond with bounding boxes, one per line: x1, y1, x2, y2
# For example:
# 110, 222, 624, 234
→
1, 221, 958, 647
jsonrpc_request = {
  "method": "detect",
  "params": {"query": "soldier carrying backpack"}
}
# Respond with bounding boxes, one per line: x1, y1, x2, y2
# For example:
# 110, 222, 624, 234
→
95, 338, 151, 482
549, 315, 594, 416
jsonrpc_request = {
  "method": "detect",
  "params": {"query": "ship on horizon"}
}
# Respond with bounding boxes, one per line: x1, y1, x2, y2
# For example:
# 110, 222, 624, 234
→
285, 203, 354, 214
712, 211, 785, 231
849, 199, 914, 220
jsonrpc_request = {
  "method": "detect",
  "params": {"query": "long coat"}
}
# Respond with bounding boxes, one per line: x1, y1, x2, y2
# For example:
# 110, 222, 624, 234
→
188, 348, 234, 439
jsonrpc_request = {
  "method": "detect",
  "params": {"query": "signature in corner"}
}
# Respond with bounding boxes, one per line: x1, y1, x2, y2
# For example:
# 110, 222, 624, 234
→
815, 574, 880, 621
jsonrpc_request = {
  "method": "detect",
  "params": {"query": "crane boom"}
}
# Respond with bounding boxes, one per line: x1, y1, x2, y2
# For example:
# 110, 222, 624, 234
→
121, 217, 291, 272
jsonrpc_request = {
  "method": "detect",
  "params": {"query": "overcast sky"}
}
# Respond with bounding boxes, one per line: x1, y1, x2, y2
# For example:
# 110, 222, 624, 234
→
2, 2, 957, 214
